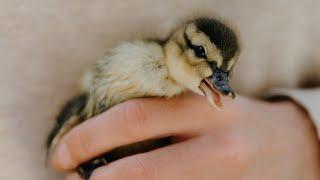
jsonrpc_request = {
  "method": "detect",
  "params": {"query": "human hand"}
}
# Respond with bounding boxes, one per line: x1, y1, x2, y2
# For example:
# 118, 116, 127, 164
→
50, 93, 320, 180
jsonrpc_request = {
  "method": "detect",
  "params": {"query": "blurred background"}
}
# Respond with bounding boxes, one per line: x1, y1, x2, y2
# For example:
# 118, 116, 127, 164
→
0, 0, 319, 179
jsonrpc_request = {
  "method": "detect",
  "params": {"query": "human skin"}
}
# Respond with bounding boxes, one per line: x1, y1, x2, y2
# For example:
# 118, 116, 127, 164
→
50, 93, 320, 180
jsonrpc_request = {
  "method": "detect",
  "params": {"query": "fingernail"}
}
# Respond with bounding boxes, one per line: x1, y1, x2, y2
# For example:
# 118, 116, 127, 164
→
51, 143, 73, 169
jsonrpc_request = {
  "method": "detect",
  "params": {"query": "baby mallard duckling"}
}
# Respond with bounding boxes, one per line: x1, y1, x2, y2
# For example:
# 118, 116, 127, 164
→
47, 17, 240, 179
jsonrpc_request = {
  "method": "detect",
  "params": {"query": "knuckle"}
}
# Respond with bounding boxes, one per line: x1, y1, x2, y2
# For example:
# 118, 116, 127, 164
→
215, 135, 251, 168
90, 170, 107, 180
91, 155, 157, 180
120, 99, 150, 134
68, 130, 94, 161
123, 156, 158, 180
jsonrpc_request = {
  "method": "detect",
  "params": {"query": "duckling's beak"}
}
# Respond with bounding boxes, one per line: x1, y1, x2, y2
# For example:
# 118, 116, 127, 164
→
199, 69, 235, 110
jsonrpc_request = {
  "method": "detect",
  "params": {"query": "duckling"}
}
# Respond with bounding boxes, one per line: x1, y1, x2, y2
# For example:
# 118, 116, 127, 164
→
47, 17, 240, 179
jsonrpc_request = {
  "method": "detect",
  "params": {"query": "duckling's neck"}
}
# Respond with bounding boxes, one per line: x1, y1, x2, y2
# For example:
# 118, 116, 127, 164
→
142, 40, 185, 97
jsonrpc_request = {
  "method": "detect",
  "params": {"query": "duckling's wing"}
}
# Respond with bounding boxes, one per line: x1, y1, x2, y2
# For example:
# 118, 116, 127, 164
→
47, 94, 88, 152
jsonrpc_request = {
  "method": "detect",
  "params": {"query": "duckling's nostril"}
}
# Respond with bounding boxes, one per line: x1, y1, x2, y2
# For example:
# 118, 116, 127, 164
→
216, 75, 223, 82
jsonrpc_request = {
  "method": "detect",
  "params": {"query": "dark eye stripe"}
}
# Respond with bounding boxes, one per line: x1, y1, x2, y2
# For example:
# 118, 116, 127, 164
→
183, 32, 196, 49
184, 32, 208, 59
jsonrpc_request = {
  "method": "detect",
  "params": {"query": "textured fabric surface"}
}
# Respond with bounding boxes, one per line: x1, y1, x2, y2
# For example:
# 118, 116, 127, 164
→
268, 88, 320, 137
1, 0, 320, 179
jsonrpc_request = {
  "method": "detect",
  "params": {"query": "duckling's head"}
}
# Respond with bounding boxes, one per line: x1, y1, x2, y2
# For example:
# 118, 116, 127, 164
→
164, 17, 240, 108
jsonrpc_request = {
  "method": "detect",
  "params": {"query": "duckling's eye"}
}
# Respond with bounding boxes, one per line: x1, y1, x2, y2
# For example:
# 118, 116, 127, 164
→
194, 46, 207, 59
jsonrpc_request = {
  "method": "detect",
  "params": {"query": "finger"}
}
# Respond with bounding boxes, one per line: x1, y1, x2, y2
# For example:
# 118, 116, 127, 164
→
90, 134, 250, 180
51, 93, 218, 170
66, 173, 81, 180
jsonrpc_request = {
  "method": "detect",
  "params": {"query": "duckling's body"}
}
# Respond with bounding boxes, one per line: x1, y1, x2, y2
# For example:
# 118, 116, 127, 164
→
83, 41, 184, 118
47, 17, 240, 179
48, 41, 184, 179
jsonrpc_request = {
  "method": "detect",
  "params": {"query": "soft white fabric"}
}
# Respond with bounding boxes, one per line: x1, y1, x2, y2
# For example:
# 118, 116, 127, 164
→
268, 88, 320, 138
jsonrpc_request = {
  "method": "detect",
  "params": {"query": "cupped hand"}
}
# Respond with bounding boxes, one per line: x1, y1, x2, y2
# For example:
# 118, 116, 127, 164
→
50, 93, 320, 180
